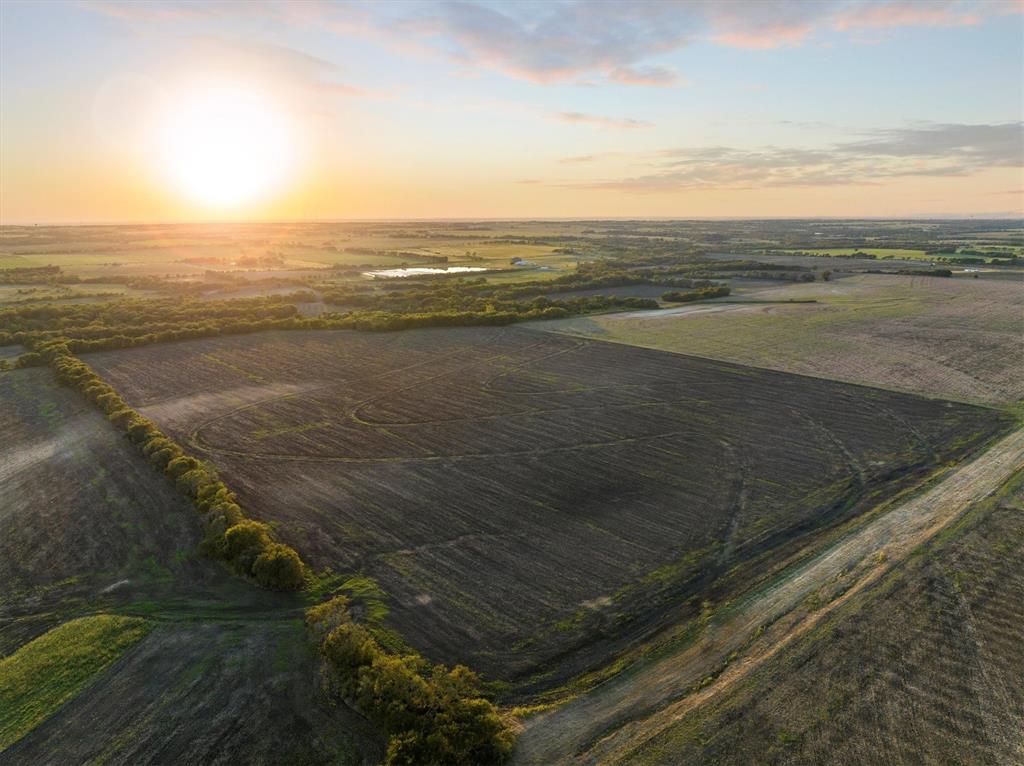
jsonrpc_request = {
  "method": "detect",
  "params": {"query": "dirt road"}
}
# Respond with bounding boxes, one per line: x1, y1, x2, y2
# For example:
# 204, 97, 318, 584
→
513, 426, 1024, 765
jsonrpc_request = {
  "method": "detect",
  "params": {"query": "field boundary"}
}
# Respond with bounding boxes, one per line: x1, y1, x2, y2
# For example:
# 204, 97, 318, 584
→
513, 424, 1024, 764
37, 344, 308, 591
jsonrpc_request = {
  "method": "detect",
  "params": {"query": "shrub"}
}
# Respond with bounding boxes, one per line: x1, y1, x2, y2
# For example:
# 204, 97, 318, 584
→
306, 595, 352, 640
251, 543, 306, 590
222, 519, 272, 567
14, 352, 44, 368
322, 622, 380, 696
165, 455, 200, 479
141, 436, 173, 457
127, 420, 158, 444
309, 598, 515, 765
175, 468, 208, 498
196, 486, 235, 514
107, 408, 138, 431
95, 392, 123, 413
201, 503, 246, 556
149, 445, 182, 470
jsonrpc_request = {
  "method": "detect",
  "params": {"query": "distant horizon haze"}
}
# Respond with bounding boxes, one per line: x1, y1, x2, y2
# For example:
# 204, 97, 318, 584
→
1, 0, 1022, 222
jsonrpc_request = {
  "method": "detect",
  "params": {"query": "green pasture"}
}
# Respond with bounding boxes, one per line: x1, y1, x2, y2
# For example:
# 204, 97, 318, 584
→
0, 615, 152, 749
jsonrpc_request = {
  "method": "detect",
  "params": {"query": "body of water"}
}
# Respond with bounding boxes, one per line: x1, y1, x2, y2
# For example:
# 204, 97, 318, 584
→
362, 266, 488, 279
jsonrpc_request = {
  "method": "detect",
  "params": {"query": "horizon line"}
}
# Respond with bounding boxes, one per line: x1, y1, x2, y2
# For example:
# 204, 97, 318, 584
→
2, 214, 1023, 228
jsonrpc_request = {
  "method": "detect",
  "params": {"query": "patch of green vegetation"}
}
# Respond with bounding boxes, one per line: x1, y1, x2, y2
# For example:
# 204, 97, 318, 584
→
120, 599, 162, 616
0, 615, 151, 749
0, 577, 81, 609
140, 555, 173, 582
307, 597, 515, 765
36, 401, 58, 422
305, 571, 406, 650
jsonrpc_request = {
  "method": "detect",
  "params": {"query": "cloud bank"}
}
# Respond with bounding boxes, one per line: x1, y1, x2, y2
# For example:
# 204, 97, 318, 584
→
85, 1, 1018, 88
560, 122, 1024, 191
394, 0, 1011, 83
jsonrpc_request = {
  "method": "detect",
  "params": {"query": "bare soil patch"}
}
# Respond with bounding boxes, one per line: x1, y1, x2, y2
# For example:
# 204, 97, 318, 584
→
513, 427, 1024, 763
0, 621, 382, 765
83, 327, 1012, 691
0, 369, 231, 618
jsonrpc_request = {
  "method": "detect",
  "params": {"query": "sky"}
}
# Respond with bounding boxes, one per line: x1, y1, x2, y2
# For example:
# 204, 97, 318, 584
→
1, 0, 1022, 222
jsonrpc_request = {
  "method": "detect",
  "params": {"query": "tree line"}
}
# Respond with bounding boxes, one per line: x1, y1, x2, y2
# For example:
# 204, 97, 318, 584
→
307, 596, 515, 765
661, 285, 732, 303
39, 341, 307, 590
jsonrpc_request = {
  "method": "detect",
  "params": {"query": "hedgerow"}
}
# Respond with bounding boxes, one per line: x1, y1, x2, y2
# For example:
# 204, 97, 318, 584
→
307, 597, 515, 765
0, 294, 658, 355
661, 285, 732, 303
40, 343, 307, 590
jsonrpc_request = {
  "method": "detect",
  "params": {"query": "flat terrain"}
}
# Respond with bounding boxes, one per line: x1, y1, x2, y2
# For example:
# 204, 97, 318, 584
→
1, 620, 382, 766
543, 274, 1024, 406
0, 367, 225, 635
575, 454, 1024, 766
84, 327, 1011, 690
0, 222, 582, 280
514, 426, 1024, 763
0, 368, 382, 763
2, 220, 1021, 764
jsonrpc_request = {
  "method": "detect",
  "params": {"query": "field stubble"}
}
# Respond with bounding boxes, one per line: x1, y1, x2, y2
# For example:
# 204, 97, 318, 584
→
542, 274, 1024, 407
83, 326, 1012, 691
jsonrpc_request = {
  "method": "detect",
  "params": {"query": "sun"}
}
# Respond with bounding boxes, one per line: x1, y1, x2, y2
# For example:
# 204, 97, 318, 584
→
156, 83, 294, 207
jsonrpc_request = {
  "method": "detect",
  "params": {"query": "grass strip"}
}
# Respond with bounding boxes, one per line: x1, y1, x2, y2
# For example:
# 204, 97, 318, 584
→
0, 615, 151, 750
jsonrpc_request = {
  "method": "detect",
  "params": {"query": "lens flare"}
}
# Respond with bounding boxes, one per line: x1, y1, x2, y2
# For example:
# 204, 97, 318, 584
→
156, 84, 293, 207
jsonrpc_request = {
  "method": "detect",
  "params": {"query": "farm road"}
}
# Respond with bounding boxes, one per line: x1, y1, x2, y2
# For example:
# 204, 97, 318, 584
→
514, 425, 1024, 765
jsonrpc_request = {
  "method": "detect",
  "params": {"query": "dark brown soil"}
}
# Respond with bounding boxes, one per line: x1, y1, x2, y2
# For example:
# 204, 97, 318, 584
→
83, 327, 1012, 690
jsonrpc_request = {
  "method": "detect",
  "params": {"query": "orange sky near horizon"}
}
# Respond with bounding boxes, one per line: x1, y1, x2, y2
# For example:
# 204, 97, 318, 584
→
1, 0, 1021, 223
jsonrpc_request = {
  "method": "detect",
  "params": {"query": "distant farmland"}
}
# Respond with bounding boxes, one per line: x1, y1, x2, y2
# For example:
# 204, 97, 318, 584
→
544, 274, 1024, 407
84, 327, 1012, 691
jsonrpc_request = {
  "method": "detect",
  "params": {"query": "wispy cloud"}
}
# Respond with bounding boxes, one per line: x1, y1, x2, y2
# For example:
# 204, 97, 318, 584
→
394, 1, 1017, 80
558, 151, 631, 165
708, 1, 827, 50
837, 122, 1022, 165
82, 1, 1020, 87
556, 122, 1024, 192
552, 111, 654, 130
177, 37, 368, 102
833, 1, 983, 30
608, 65, 683, 87
398, 1, 691, 86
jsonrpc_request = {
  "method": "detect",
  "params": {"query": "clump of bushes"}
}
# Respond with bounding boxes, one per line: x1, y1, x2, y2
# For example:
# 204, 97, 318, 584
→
307, 597, 515, 765
44, 345, 307, 590
661, 285, 731, 303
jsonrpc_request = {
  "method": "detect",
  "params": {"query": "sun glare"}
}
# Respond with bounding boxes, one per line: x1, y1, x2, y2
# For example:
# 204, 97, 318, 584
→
156, 84, 294, 207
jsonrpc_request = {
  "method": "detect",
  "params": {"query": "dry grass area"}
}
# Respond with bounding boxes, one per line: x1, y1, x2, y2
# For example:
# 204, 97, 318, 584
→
543, 274, 1024, 407
513, 427, 1024, 764
83, 327, 1011, 691
611, 471, 1024, 766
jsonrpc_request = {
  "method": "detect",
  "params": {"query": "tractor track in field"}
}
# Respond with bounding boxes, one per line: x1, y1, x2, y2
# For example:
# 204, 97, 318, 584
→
513, 426, 1024, 765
